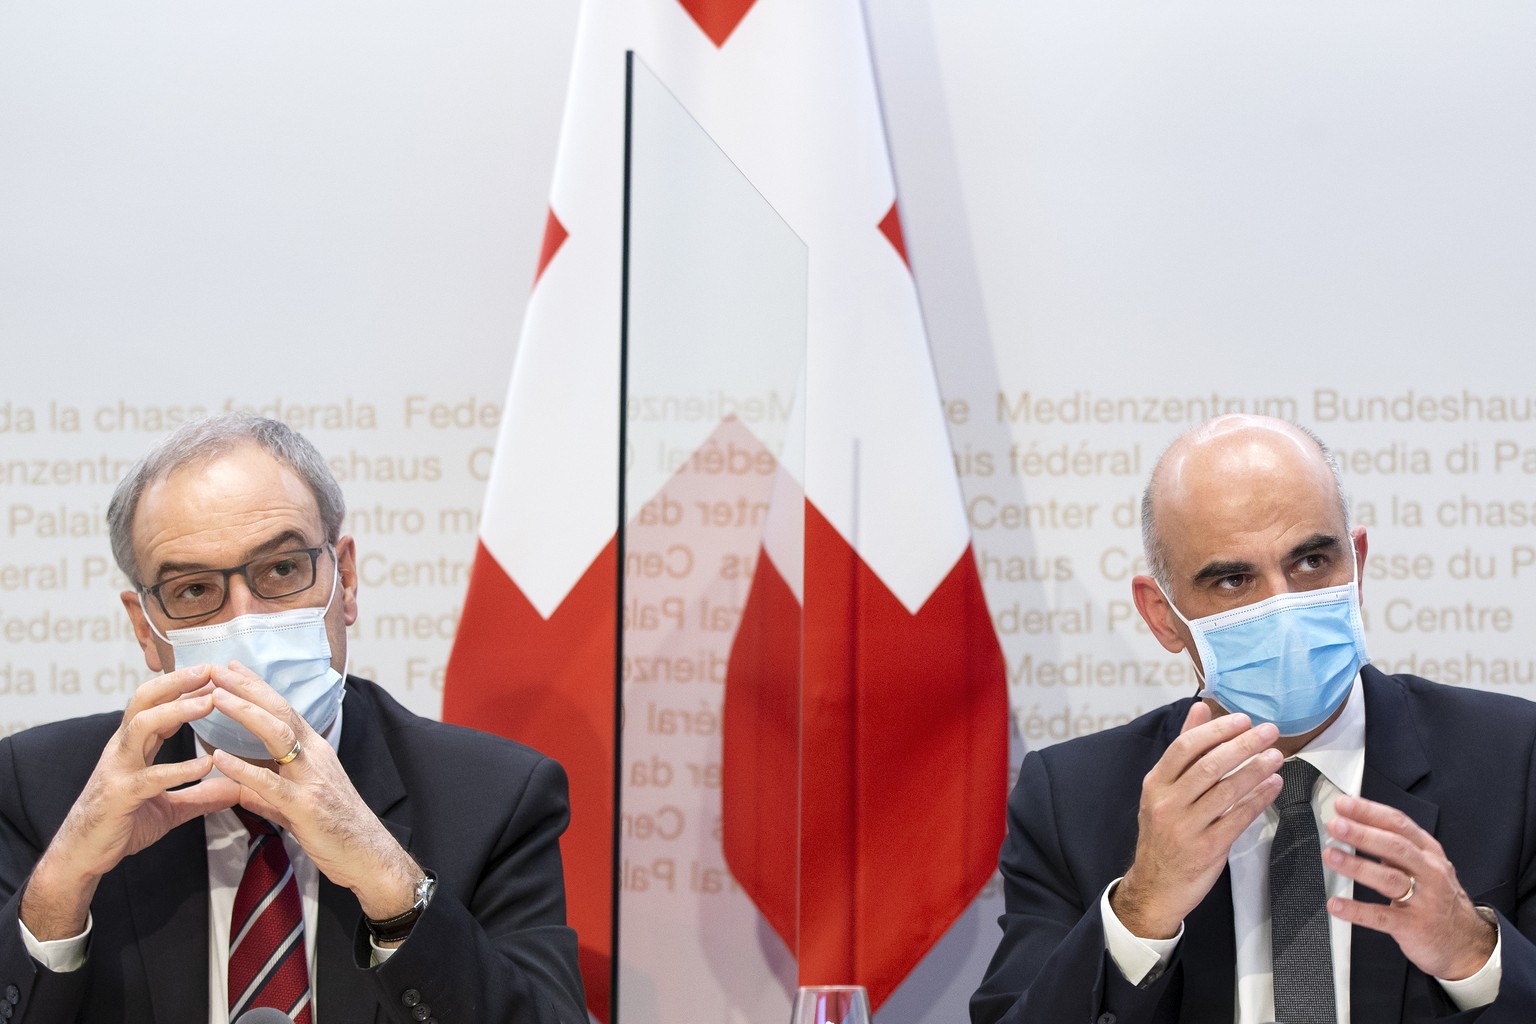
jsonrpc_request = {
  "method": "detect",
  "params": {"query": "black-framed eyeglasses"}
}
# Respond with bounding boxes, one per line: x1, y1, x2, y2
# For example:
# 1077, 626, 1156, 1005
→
140, 546, 329, 621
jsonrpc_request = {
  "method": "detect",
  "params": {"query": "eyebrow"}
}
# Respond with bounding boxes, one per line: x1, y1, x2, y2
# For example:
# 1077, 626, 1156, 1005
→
1189, 532, 1343, 586
1287, 532, 1343, 562
151, 530, 317, 582
1191, 558, 1256, 586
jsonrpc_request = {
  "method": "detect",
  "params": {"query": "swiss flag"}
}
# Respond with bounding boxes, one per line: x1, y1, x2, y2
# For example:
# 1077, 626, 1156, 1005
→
444, 0, 1007, 1016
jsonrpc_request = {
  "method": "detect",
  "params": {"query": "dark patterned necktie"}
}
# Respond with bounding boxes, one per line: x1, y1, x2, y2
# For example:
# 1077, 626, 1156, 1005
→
1270, 759, 1336, 1024
230, 808, 313, 1024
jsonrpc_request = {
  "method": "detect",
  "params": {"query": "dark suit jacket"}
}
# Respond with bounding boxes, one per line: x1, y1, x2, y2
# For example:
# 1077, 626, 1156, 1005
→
0, 676, 586, 1024
971, 668, 1536, 1024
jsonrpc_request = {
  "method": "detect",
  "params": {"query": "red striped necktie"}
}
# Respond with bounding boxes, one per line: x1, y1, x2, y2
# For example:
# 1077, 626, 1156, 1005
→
230, 808, 313, 1024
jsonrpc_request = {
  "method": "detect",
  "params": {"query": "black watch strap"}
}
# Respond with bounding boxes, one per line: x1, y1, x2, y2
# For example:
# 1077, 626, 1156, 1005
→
365, 870, 437, 943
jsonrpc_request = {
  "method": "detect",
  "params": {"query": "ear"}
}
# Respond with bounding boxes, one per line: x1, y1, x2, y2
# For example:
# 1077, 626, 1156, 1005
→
1351, 526, 1369, 602
334, 536, 360, 627
1131, 574, 1188, 655
120, 590, 167, 673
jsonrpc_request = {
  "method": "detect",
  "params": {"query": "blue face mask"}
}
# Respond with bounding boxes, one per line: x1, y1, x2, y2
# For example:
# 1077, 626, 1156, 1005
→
145, 559, 345, 759
1160, 565, 1369, 737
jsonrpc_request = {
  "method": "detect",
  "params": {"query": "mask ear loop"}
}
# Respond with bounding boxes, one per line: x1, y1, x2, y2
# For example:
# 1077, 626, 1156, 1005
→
1152, 580, 1209, 696
139, 589, 173, 646
319, 543, 341, 616
322, 543, 350, 696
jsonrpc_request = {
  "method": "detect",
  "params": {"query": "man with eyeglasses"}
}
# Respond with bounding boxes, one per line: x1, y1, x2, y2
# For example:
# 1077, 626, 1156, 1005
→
0, 414, 586, 1024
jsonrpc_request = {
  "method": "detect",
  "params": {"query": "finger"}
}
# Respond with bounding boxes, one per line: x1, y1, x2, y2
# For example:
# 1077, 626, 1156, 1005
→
1322, 845, 1415, 902
123, 664, 216, 719
1208, 770, 1283, 843
211, 750, 292, 826
162, 776, 242, 821
211, 663, 310, 733
1172, 721, 1281, 804
1333, 796, 1442, 854
1150, 712, 1262, 785
1194, 747, 1284, 822
1326, 816, 1432, 874
121, 694, 217, 763
1178, 699, 1214, 736
1326, 894, 1400, 935
127, 753, 216, 795
209, 688, 301, 762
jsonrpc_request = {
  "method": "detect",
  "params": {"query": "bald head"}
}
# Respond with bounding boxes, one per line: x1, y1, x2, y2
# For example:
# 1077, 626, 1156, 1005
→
1140, 416, 1349, 588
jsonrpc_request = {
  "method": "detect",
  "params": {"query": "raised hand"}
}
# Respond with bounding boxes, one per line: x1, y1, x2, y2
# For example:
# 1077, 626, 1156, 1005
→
1111, 702, 1284, 938
1325, 795, 1497, 981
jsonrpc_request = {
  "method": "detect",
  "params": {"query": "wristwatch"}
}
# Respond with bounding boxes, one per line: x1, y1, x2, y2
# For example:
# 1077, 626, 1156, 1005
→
365, 871, 437, 943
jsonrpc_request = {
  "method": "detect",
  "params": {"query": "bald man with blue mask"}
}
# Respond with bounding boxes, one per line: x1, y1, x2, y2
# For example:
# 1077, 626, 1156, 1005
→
973, 415, 1536, 1024
1154, 544, 1368, 739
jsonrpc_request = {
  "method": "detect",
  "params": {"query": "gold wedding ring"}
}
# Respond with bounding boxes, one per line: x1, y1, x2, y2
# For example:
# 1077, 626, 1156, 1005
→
1394, 875, 1417, 905
274, 739, 303, 765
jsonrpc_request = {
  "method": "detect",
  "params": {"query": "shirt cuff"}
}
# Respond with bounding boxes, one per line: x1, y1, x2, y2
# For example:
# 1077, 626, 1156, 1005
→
1436, 910, 1502, 1012
368, 936, 401, 967
1100, 878, 1182, 985
19, 914, 91, 973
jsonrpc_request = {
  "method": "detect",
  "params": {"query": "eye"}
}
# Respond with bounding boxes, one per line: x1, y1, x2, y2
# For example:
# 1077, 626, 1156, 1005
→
168, 574, 220, 600
1295, 552, 1328, 573
252, 554, 305, 584
163, 573, 223, 612
267, 558, 300, 579
1214, 573, 1249, 591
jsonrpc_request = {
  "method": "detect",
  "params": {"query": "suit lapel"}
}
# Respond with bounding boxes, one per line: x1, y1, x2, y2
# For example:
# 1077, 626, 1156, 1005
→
314, 681, 412, 1023
121, 726, 211, 1022
1352, 670, 1436, 1024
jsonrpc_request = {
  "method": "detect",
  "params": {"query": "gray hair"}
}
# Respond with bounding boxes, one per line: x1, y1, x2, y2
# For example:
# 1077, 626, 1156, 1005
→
107, 413, 346, 582
1139, 419, 1350, 589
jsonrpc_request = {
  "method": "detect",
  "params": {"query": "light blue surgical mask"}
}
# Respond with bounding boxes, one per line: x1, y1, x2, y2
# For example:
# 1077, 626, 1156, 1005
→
1159, 557, 1369, 737
144, 557, 345, 759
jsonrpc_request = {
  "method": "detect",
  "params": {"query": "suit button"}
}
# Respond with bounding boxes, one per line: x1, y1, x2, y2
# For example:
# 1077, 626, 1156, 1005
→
412, 1006, 432, 1022
1, 1001, 12, 1019
1097, 1014, 1116, 1024
4, 987, 16, 1005
402, 989, 422, 1007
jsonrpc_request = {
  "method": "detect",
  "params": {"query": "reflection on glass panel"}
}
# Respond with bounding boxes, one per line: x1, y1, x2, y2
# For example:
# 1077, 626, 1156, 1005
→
617, 54, 807, 1024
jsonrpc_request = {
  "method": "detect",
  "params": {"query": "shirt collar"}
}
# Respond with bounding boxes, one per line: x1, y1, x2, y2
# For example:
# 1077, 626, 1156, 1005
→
1294, 677, 1366, 799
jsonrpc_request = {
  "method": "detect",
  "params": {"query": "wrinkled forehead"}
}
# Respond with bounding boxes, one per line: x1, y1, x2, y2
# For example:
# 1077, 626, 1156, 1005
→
131, 447, 323, 568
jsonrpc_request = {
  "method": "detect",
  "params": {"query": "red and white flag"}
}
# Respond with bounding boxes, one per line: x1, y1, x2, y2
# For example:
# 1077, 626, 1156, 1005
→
445, 0, 1007, 1016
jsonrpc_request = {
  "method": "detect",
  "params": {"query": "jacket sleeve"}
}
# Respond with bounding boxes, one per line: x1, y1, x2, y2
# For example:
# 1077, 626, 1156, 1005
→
970, 750, 1180, 1024
1450, 723, 1536, 1024
0, 736, 89, 1024
357, 754, 586, 1024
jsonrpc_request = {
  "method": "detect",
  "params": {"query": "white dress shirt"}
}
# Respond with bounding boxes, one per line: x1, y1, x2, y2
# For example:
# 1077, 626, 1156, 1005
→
20, 701, 403, 1023
1099, 684, 1502, 1021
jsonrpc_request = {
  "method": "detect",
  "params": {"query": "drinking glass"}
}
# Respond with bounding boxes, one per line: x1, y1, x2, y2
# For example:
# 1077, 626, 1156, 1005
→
789, 985, 871, 1024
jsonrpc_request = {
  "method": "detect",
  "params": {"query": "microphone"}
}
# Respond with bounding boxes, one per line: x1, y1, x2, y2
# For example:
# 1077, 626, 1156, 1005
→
234, 1011, 296, 1024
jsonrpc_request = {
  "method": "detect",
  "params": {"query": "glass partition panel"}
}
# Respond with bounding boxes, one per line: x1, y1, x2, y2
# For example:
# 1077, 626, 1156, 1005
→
617, 53, 808, 1024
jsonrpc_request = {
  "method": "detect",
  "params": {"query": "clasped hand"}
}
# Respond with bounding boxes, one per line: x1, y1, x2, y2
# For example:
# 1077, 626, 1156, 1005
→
21, 662, 419, 941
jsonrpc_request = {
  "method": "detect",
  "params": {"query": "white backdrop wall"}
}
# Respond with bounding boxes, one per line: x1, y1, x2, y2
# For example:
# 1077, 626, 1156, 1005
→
3, 2, 1535, 1022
